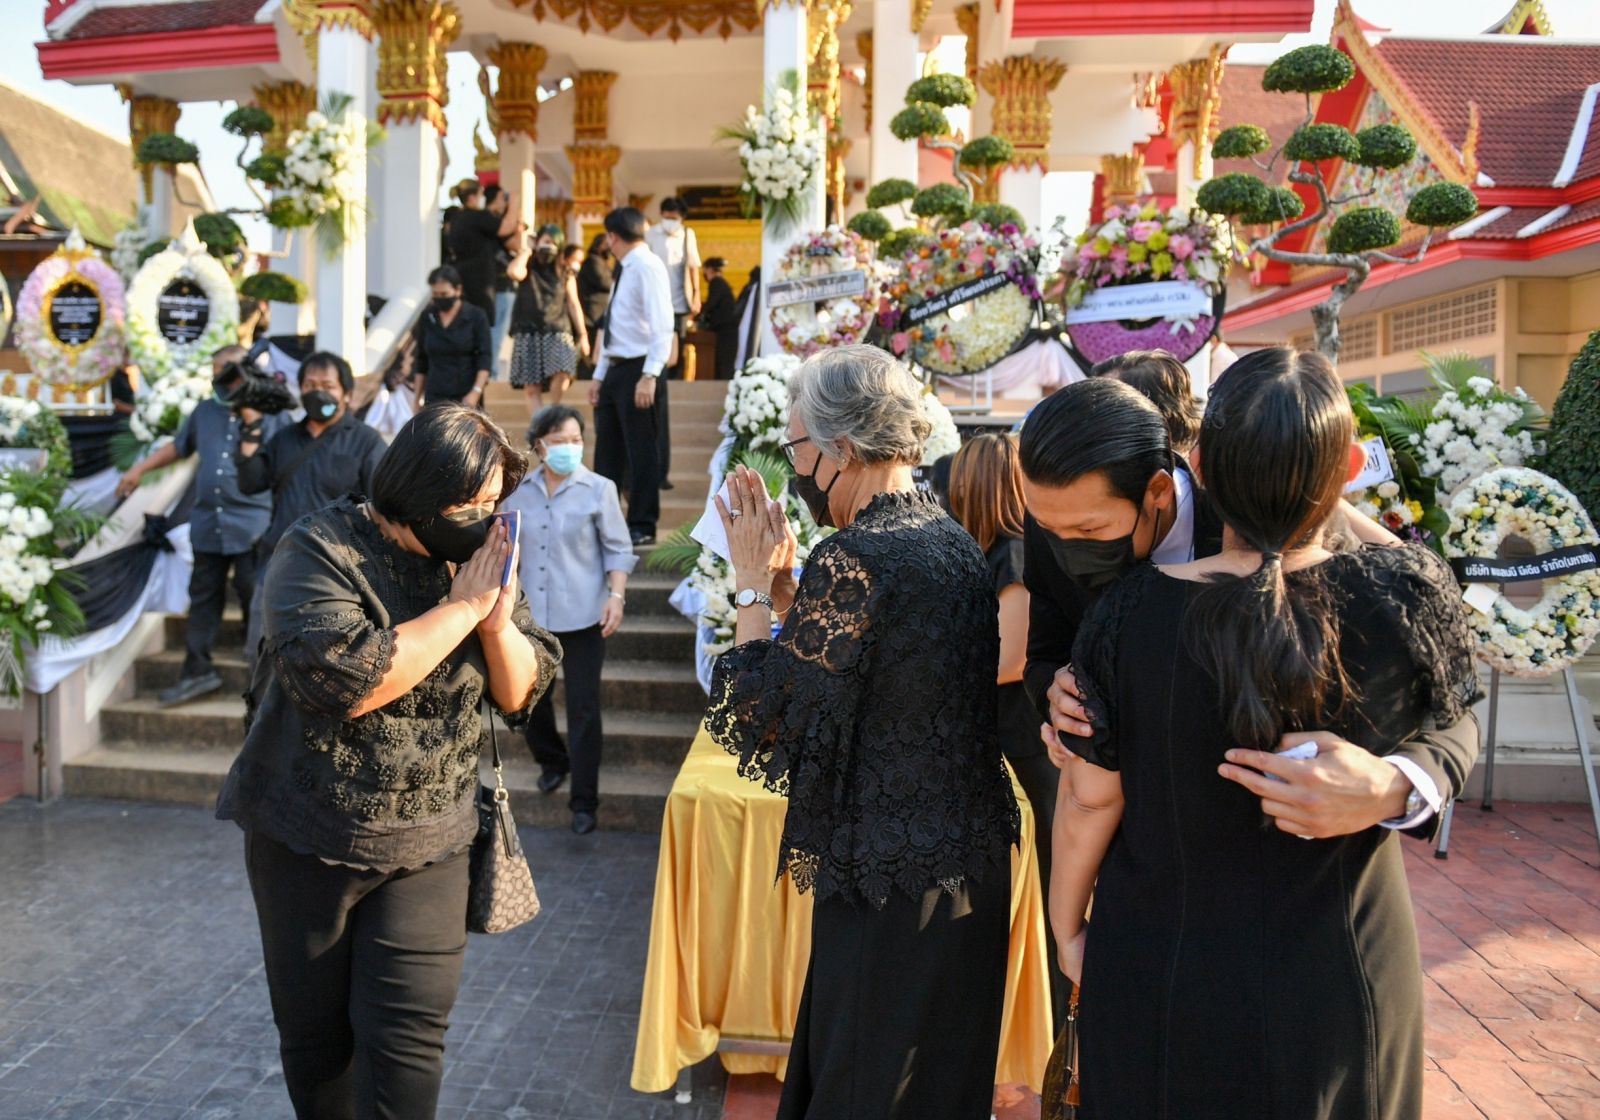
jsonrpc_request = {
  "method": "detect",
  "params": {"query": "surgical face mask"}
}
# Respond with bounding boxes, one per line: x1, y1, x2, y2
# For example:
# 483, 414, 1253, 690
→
1045, 502, 1143, 591
660, 217, 682, 234
543, 443, 583, 475
431, 295, 458, 313
412, 508, 490, 565
301, 389, 339, 422
790, 453, 842, 529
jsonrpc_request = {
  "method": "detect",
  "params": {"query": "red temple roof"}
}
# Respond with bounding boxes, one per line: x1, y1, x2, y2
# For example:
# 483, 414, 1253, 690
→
57, 0, 270, 39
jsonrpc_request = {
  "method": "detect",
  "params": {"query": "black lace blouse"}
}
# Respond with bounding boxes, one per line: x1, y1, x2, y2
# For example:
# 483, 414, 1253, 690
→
216, 497, 562, 871
708, 490, 1021, 909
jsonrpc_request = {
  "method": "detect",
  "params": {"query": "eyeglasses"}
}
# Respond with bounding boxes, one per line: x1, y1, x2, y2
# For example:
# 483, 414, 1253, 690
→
779, 435, 811, 469
442, 505, 494, 525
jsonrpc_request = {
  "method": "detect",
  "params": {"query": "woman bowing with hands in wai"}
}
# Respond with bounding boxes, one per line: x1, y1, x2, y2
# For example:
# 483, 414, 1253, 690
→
707, 345, 1019, 1120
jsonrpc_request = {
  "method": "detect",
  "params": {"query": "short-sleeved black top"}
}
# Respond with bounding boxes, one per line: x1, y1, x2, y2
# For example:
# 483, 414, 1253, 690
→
707, 490, 1020, 909
987, 535, 1041, 762
215, 498, 562, 871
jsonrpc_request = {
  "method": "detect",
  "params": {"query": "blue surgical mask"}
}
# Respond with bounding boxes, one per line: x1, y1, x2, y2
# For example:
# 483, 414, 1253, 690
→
544, 443, 583, 476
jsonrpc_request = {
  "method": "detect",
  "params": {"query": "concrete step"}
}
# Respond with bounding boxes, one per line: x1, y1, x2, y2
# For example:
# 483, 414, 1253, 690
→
64, 747, 678, 833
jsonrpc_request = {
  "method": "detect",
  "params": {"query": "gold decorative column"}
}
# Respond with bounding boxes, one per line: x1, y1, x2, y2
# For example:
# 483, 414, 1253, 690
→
253, 81, 317, 156
573, 71, 618, 141
299, 0, 376, 36
828, 135, 851, 217
856, 30, 873, 130
955, 3, 979, 84
373, 0, 460, 132
1100, 152, 1144, 207
978, 55, 1068, 172
488, 42, 548, 140
910, 0, 932, 33
807, 0, 850, 127
121, 90, 180, 195
568, 144, 621, 214
1167, 45, 1226, 179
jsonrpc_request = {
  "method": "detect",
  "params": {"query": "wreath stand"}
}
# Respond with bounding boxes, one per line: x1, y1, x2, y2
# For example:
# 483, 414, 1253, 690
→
1434, 658, 1600, 861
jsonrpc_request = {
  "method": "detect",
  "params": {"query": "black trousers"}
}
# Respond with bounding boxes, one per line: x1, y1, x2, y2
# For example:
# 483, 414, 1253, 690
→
184, 547, 259, 677
657, 311, 690, 479
244, 831, 470, 1120
594, 356, 660, 534
526, 624, 605, 813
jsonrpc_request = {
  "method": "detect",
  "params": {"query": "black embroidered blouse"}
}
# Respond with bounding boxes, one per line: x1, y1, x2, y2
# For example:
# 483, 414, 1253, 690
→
707, 490, 1020, 909
216, 497, 562, 871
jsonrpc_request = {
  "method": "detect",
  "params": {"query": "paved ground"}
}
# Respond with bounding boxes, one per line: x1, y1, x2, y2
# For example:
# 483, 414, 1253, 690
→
0, 799, 725, 1120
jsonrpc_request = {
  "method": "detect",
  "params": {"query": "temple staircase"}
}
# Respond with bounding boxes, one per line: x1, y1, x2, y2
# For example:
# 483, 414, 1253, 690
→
62, 380, 727, 832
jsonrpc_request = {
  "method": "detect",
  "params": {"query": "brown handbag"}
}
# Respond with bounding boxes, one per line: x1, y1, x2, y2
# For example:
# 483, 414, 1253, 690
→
1041, 984, 1082, 1120
467, 707, 541, 934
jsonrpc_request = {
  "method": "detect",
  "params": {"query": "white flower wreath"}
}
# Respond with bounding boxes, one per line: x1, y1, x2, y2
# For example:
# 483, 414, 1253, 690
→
126, 230, 240, 385
921, 392, 959, 465
1442, 467, 1600, 677
15, 232, 126, 392
769, 228, 874, 359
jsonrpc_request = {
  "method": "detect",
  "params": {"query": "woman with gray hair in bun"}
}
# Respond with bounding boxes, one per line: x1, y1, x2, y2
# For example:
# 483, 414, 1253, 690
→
708, 344, 1020, 1119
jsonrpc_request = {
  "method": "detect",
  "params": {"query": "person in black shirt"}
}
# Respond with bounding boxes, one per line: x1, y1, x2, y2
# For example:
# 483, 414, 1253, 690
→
576, 233, 613, 374
708, 345, 1019, 1120
442, 179, 517, 318
414, 265, 493, 408
699, 256, 740, 379
508, 224, 589, 415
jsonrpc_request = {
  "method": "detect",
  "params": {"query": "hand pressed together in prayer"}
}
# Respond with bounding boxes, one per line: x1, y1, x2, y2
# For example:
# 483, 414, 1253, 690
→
447, 518, 519, 634
715, 464, 797, 599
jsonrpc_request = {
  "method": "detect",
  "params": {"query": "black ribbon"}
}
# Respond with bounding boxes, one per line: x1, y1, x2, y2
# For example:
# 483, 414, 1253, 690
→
1449, 544, 1600, 584
904, 272, 1014, 327
67, 481, 196, 633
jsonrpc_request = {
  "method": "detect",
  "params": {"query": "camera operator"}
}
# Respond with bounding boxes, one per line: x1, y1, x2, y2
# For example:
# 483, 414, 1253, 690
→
237, 351, 388, 661
116, 345, 292, 707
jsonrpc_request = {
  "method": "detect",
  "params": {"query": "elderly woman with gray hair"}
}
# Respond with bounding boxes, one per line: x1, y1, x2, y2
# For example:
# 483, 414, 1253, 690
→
708, 344, 1020, 1119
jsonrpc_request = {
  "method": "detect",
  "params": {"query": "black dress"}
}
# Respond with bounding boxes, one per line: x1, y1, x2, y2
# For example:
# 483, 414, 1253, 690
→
1067, 545, 1481, 1120
444, 208, 504, 317
709, 491, 1021, 1120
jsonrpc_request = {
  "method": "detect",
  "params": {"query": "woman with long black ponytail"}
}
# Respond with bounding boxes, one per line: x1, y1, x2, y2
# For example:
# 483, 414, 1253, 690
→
1047, 348, 1481, 1120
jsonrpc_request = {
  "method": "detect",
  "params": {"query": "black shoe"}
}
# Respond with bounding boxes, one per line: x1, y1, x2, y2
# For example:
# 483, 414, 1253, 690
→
630, 529, 656, 546
537, 770, 567, 795
572, 811, 597, 835
660, 480, 676, 491
158, 671, 223, 708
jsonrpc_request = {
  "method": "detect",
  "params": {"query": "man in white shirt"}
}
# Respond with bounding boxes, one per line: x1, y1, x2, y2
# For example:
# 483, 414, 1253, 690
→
589, 206, 675, 545
644, 197, 702, 488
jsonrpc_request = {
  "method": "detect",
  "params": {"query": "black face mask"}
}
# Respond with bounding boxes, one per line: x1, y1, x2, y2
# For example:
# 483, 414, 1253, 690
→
301, 390, 340, 422
411, 512, 490, 565
790, 455, 842, 529
1045, 503, 1143, 591
535, 245, 557, 262
431, 295, 458, 314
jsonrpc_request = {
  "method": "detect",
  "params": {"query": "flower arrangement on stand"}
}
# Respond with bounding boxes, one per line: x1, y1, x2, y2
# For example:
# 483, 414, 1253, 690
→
769, 228, 875, 358
0, 397, 73, 478
720, 72, 825, 238
15, 232, 127, 392
115, 373, 213, 469
725, 353, 802, 454
254, 94, 384, 255
125, 227, 240, 386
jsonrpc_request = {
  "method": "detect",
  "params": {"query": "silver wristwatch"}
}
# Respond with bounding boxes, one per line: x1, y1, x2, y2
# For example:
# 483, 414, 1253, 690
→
735, 587, 775, 611
1403, 784, 1424, 819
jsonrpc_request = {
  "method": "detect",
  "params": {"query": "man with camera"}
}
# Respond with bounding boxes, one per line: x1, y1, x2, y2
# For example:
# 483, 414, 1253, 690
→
117, 345, 293, 707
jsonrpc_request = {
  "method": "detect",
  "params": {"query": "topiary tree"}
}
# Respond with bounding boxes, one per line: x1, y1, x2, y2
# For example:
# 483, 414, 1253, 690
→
1196, 44, 1480, 359
1544, 327, 1600, 523
239, 271, 308, 305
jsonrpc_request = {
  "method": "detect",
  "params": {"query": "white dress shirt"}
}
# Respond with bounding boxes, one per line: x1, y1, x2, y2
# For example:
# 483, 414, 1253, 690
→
593, 246, 675, 382
644, 223, 701, 314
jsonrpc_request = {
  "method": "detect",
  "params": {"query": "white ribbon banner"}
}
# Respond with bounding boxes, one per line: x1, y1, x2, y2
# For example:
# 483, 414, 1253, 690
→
1345, 436, 1396, 494
1065, 281, 1212, 324
767, 269, 868, 308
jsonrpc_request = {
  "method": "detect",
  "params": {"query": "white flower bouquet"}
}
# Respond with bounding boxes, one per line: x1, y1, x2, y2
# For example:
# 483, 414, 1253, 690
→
719, 72, 825, 238
725, 353, 801, 454
269, 93, 384, 255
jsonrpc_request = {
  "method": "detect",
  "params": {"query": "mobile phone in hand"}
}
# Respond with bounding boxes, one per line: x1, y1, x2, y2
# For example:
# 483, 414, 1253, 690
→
493, 511, 520, 586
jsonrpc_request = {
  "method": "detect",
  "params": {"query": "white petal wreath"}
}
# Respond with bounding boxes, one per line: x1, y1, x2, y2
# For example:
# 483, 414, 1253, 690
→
14, 231, 126, 392
1441, 467, 1600, 677
126, 228, 240, 385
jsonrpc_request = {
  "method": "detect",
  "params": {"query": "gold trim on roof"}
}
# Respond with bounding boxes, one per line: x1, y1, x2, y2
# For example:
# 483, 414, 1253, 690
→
1492, 0, 1553, 35
374, 0, 461, 133
978, 55, 1067, 172
1100, 152, 1144, 205
568, 144, 622, 210
573, 72, 618, 141
910, 0, 932, 34
516, 0, 760, 41
298, 0, 376, 39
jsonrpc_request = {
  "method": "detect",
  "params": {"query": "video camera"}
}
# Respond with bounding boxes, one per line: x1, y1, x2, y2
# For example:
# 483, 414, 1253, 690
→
213, 360, 296, 415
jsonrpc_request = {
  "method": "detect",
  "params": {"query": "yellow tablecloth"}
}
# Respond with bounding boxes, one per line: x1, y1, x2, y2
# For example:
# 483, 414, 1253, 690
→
630, 725, 1053, 1094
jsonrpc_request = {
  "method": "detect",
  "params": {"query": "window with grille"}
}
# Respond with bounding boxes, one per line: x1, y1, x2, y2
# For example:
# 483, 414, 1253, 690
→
1386, 286, 1499, 353
1340, 317, 1378, 361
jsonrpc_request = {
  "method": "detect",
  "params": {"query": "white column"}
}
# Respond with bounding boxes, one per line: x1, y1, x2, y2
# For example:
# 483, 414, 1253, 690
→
761, 0, 824, 355
144, 169, 177, 245
999, 164, 1044, 231
379, 120, 443, 294
1174, 143, 1212, 209
869, 0, 919, 193
365, 49, 387, 288
271, 221, 317, 335
316, 24, 370, 373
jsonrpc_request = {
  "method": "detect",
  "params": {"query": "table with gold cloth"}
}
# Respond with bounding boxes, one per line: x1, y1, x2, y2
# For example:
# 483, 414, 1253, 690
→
630, 725, 1054, 1095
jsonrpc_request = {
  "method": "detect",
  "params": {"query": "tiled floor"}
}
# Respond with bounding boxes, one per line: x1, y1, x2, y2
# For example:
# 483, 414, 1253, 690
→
0, 799, 725, 1120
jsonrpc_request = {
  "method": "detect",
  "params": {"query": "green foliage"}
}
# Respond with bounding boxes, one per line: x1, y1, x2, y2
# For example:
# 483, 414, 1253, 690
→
1194, 172, 1271, 218
135, 133, 200, 165
889, 103, 950, 142
1354, 123, 1417, 169
971, 203, 1027, 233
911, 183, 970, 222
194, 212, 245, 257
239, 271, 308, 304
1406, 182, 1479, 227
643, 523, 701, 575
906, 73, 977, 108
1262, 45, 1356, 94
1239, 185, 1306, 226
846, 210, 893, 242
1545, 328, 1600, 524
246, 153, 286, 187
0, 408, 73, 480
267, 195, 316, 229
223, 106, 274, 138
1283, 124, 1361, 164
866, 178, 918, 209
1327, 206, 1401, 254
958, 135, 1014, 170
1212, 124, 1271, 161
879, 228, 931, 261
136, 241, 167, 266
